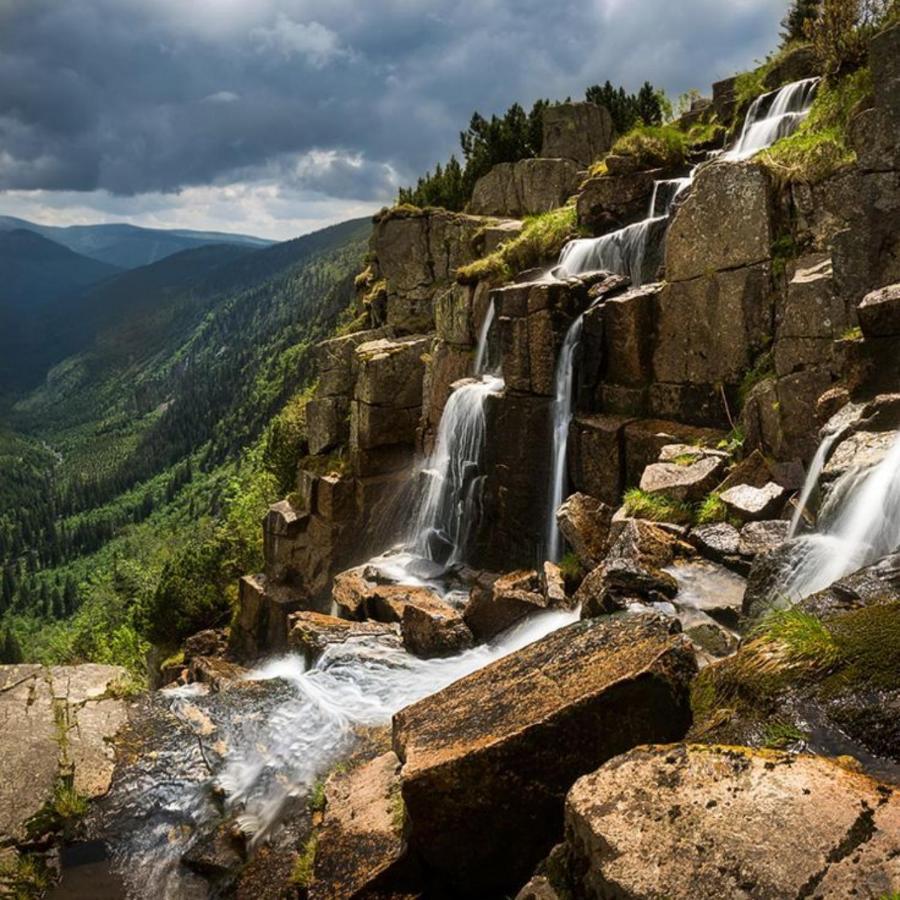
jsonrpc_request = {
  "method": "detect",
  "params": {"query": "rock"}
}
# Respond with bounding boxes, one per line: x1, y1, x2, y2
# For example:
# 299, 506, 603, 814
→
480, 218, 524, 255
823, 429, 896, 480
666, 162, 773, 282
567, 415, 633, 506
0, 664, 128, 846
419, 341, 473, 451
622, 419, 725, 489
653, 263, 772, 390
711, 76, 738, 127
541, 102, 615, 166
542, 561, 567, 606
859, 283, 900, 338
315, 328, 393, 398
231, 574, 309, 659
354, 334, 429, 409
639, 455, 724, 503
306, 396, 350, 455
401, 598, 474, 659
689, 522, 741, 564
434, 283, 475, 348
763, 43, 818, 89
665, 558, 747, 630
565, 745, 900, 900
182, 822, 245, 878
288, 611, 400, 666
469, 158, 580, 218
596, 284, 660, 388
187, 657, 249, 692
738, 519, 790, 557
372, 209, 487, 333
683, 618, 739, 657
555, 493, 613, 569
463, 570, 552, 642
309, 752, 407, 900
799, 550, 900, 619
720, 481, 787, 522
576, 170, 658, 232
515, 875, 563, 900
392, 615, 697, 895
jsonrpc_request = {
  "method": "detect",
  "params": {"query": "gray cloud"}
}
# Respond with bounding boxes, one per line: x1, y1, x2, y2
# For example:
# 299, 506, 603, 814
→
0, 0, 789, 235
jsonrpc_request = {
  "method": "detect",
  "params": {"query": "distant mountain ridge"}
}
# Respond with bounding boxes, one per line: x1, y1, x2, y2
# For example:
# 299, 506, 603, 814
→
0, 215, 273, 269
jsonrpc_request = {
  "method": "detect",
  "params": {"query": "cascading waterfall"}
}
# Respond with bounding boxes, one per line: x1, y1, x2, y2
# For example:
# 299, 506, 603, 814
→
781, 431, 900, 599
788, 430, 840, 538
409, 300, 503, 565
545, 314, 584, 562
725, 76, 819, 161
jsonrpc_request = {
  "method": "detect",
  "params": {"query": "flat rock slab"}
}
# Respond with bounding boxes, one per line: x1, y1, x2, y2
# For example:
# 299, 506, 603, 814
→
859, 283, 900, 338
640, 455, 724, 503
310, 751, 406, 900
0, 664, 128, 844
720, 481, 786, 521
392, 615, 696, 895
288, 611, 400, 665
566, 744, 900, 900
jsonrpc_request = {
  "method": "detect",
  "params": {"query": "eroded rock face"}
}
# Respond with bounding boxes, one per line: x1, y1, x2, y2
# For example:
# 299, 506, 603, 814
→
576, 170, 658, 232
309, 751, 408, 900
392, 615, 696, 895
469, 158, 580, 218
666, 162, 773, 282
541, 102, 615, 167
0, 664, 129, 846
565, 745, 900, 900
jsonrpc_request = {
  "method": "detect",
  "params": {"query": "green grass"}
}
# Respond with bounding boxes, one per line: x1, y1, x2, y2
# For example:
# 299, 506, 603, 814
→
308, 779, 326, 814
611, 124, 690, 169
291, 834, 318, 887
762, 719, 809, 749
456, 205, 579, 284
622, 488, 693, 525
841, 325, 863, 341
696, 492, 727, 524
758, 66, 872, 184
559, 551, 583, 581
754, 607, 842, 670
0, 853, 51, 900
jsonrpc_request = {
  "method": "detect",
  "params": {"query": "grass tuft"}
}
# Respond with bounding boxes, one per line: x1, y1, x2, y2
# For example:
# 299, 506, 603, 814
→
696, 492, 727, 524
291, 834, 318, 887
622, 488, 693, 525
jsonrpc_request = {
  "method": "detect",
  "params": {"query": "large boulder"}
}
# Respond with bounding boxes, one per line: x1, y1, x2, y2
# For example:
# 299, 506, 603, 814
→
555, 493, 614, 569
576, 170, 658, 232
639, 453, 725, 503
567, 414, 634, 505
665, 162, 773, 282
719, 481, 788, 522
309, 751, 408, 900
0, 664, 128, 847
464, 570, 560, 641
400, 598, 474, 659
392, 615, 696, 896
564, 745, 900, 900
469, 158, 580, 218
232, 574, 310, 659
541, 101, 615, 167
288, 611, 400, 666
858, 283, 900, 338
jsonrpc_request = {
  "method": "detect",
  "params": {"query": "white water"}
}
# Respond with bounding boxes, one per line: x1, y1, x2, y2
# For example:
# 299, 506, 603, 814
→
557, 217, 665, 286
545, 315, 584, 562
473, 297, 497, 376
725, 76, 819, 161
788, 430, 840, 538
782, 431, 900, 599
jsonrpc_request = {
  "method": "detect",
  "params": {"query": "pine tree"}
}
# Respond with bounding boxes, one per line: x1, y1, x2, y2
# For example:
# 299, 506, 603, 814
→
1, 630, 23, 664
781, 0, 822, 44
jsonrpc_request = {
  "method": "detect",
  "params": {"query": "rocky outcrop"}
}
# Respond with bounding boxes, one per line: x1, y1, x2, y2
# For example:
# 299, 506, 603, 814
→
555, 493, 613, 569
0, 664, 129, 847
392, 615, 696, 895
541, 102, 615, 167
232, 574, 310, 659
309, 752, 409, 900
562, 745, 900, 900
469, 158, 580, 218
576, 170, 658, 232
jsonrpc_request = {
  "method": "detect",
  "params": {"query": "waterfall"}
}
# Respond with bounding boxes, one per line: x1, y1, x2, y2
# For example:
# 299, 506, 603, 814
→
782, 431, 900, 599
545, 314, 584, 562
410, 301, 503, 565
725, 77, 819, 161
557, 217, 665, 286
788, 430, 840, 538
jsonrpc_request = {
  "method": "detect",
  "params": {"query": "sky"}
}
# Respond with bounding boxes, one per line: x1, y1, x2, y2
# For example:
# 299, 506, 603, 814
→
0, 0, 789, 241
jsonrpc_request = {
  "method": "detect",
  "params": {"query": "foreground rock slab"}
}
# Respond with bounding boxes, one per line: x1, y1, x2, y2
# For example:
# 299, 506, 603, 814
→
565, 744, 900, 900
392, 615, 696, 896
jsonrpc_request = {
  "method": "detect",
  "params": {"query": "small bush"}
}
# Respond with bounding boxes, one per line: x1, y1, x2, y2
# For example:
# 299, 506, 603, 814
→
622, 488, 693, 525
457, 206, 578, 284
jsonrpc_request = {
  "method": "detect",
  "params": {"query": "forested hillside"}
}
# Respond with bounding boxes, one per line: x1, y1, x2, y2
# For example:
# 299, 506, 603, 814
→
0, 217, 371, 669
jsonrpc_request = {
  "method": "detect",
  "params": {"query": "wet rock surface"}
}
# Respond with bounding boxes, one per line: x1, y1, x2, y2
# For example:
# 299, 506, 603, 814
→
392, 615, 696, 895
564, 745, 900, 900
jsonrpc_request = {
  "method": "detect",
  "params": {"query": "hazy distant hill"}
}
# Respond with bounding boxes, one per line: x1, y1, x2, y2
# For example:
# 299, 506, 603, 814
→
0, 215, 273, 269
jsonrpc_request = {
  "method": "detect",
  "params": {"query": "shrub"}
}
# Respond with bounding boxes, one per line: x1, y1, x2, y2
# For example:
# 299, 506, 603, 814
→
804, 0, 886, 75
456, 206, 579, 285
758, 66, 873, 183
622, 488, 693, 525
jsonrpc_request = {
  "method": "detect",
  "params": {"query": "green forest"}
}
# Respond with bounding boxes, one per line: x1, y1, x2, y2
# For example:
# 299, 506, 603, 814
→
0, 218, 371, 673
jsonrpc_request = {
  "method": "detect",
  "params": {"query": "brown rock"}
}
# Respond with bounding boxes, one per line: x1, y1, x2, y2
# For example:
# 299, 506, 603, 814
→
392, 615, 697, 895
306, 396, 350, 455
565, 744, 900, 900
541, 102, 615, 166
666, 162, 773, 282
231, 575, 309, 660
309, 752, 407, 900
463, 570, 550, 642
859, 283, 900, 338
576, 171, 658, 232
555, 493, 614, 569
639, 455, 724, 503
288, 611, 400, 666
469, 158, 580, 218
401, 599, 474, 659
567, 414, 633, 506
720, 482, 787, 522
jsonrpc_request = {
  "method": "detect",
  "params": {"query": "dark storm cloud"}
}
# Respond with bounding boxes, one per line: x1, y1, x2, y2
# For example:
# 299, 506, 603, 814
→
0, 0, 788, 202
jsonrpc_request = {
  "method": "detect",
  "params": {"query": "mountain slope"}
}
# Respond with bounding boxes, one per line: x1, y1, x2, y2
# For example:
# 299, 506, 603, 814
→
0, 215, 273, 269
0, 215, 372, 664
